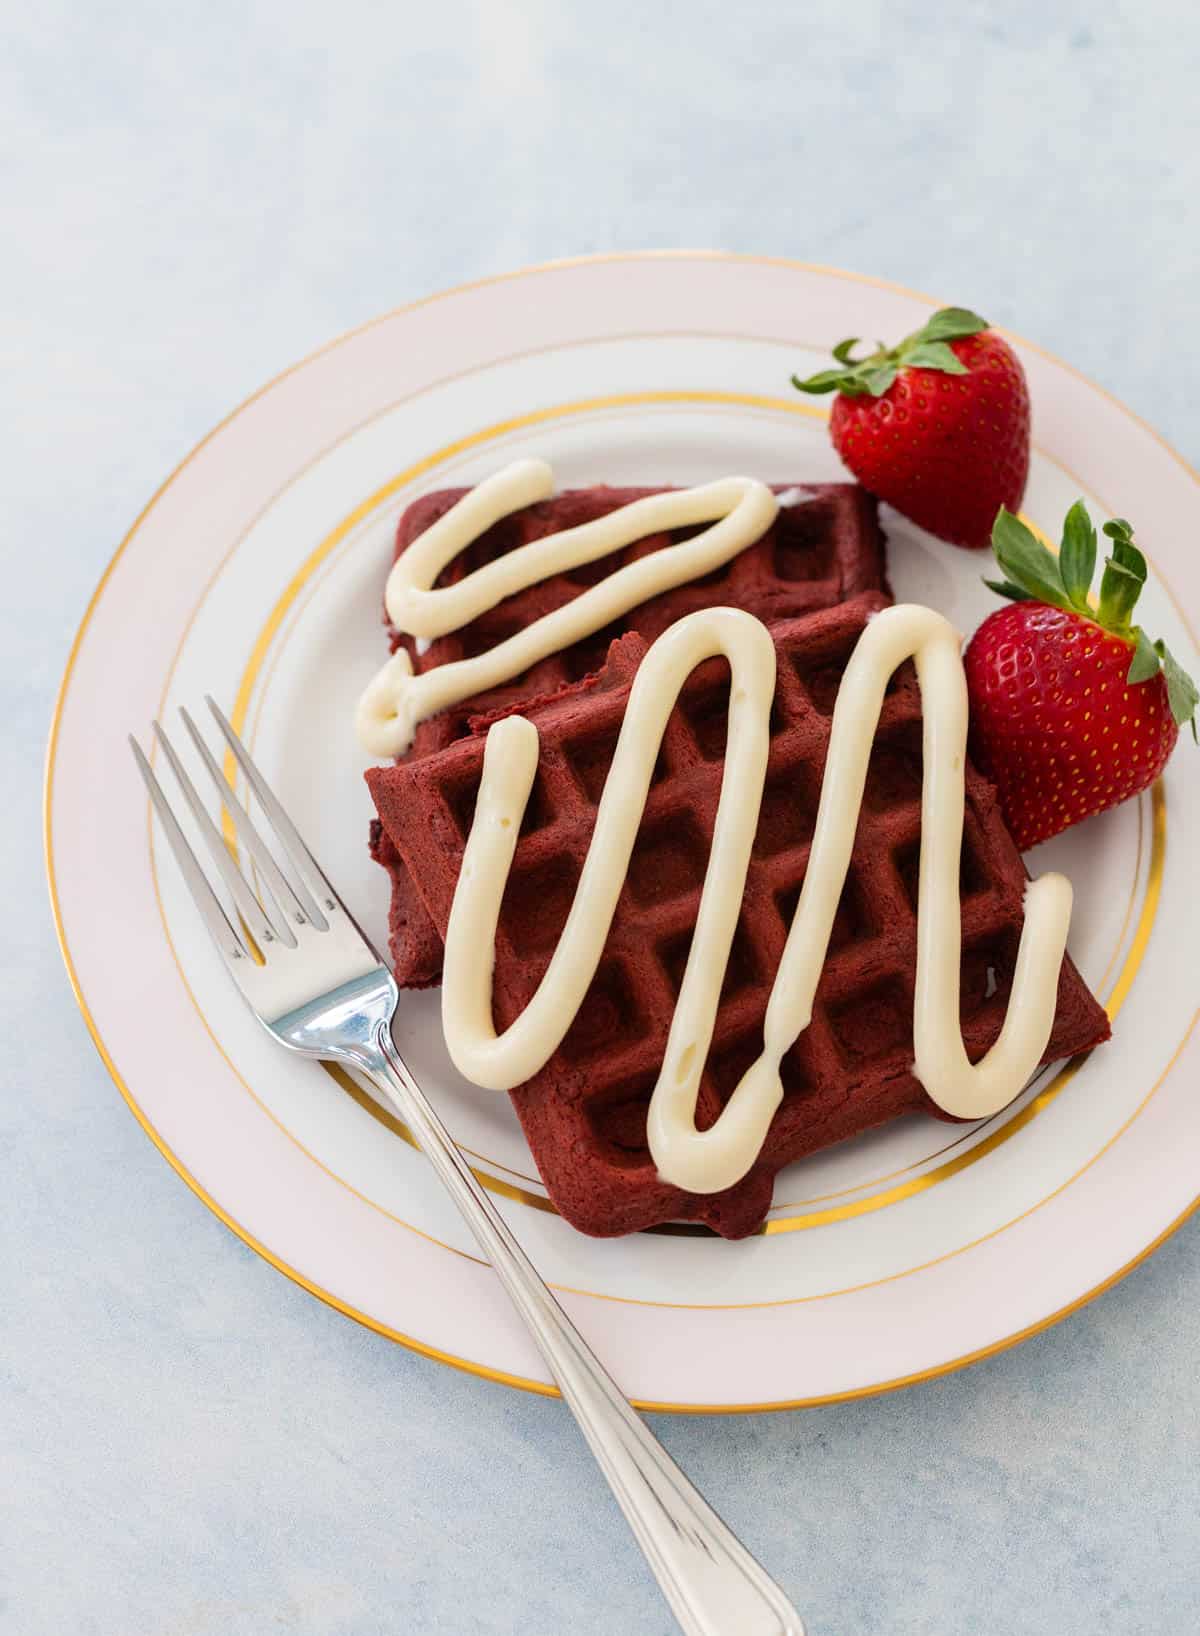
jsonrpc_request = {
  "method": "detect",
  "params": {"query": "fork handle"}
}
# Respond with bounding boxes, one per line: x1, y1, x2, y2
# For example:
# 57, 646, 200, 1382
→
359, 1024, 805, 1636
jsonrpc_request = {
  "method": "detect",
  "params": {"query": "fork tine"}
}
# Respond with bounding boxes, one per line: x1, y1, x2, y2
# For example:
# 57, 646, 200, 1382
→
130, 736, 249, 966
205, 697, 338, 923
178, 708, 318, 937
151, 721, 285, 952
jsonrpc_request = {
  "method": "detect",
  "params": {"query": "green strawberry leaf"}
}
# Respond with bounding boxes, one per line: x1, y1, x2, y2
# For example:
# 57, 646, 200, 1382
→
1112, 534, 1147, 578
789, 368, 848, 395
832, 337, 862, 364
990, 508, 1070, 608
861, 362, 899, 396
1102, 517, 1135, 543
1126, 626, 1160, 684
914, 307, 990, 343
1059, 499, 1097, 610
1158, 640, 1199, 734
903, 341, 969, 374
982, 578, 1033, 602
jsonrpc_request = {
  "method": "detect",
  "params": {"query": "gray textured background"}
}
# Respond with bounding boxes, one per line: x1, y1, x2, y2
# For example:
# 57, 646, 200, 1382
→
6, 3, 1199, 1632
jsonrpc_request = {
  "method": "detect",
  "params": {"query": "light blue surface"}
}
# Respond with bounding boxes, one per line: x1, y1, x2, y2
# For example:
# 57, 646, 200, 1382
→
5, 3, 1199, 1632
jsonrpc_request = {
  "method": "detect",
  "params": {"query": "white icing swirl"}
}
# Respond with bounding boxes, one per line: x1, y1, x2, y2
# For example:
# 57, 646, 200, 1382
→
356, 459, 779, 756
439, 602, 1073, 1195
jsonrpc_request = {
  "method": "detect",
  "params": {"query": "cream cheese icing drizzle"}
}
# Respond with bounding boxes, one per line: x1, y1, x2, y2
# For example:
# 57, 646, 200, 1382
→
356, 459, 779, 756
439, 602, 1074, 1196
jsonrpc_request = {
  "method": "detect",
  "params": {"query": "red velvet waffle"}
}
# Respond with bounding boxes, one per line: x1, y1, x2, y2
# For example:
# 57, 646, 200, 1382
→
376, 480, 891, 985
367, 596, 1111, 1239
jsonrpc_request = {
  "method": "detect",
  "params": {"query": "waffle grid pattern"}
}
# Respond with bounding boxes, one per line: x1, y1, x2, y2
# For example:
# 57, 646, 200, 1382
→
368, 598, 1110, 1237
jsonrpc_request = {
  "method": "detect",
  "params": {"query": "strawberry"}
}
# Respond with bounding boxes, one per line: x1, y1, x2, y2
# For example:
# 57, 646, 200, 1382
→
792, 306, 1030, 549
963, 503, 1197, 849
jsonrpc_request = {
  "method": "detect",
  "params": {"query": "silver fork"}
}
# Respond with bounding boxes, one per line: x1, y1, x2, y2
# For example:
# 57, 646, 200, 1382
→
131, 700, 806, 1636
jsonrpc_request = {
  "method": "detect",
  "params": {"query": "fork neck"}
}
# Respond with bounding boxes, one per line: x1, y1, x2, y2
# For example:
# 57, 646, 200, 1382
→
272, 965, 399, 1063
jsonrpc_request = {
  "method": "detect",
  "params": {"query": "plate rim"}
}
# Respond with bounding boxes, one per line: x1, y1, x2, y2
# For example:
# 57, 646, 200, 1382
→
44, 248, 1200, 1411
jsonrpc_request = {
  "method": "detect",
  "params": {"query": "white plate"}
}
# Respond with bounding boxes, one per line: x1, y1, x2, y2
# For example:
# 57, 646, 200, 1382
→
47, 253, 1200, 1410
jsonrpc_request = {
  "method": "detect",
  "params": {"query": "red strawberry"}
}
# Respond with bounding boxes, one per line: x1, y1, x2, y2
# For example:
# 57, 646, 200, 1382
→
964, 504, 1196, 849
792, 306, 1030, 549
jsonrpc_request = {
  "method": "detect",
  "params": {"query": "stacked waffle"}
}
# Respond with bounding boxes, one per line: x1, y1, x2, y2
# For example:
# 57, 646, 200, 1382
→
365, 480, 1109, 1237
